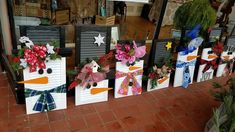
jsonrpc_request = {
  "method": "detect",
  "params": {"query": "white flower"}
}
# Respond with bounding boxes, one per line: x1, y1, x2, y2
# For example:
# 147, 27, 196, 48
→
20, 59, 27, 68
19, 36, 30, 43
46, 43, 55, 54
19, 36, 34, 48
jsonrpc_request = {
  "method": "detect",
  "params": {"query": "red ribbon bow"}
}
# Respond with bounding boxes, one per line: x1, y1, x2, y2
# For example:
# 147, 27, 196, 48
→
200, 59, 218, 73
24, 45, 47, 72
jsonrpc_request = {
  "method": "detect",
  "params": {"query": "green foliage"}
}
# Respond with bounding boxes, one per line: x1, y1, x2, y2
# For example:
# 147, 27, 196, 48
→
150, 78, 157, 89
49, 53, 61, 60
210, 78, 235, 131
213, 109, 221, 132
174, 0, 217, 33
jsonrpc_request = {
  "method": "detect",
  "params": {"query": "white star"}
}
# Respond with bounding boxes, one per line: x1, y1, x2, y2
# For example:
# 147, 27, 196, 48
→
94, 34, 105, 46
20, 59, 27, 68
46, 43, 55, 54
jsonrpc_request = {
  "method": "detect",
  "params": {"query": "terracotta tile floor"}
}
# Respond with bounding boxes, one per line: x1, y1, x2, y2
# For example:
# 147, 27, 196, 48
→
0, 73, 230, 132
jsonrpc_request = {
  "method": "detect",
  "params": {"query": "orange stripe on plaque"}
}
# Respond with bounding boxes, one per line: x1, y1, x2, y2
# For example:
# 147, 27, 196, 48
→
90, 88, 113, 95
208, 54, 218, 59
18, 76, 48, 84
187, 55, 199, 61
158, 77, 169, 84
129, 66, 141, 71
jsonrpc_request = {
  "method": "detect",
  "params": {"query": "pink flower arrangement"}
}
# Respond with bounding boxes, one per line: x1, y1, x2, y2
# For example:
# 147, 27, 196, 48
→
115, 41, 146, 65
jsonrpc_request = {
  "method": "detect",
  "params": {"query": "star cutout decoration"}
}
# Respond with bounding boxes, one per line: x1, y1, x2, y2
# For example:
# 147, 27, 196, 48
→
165, 42, 172, 50
94, 34, 105, 46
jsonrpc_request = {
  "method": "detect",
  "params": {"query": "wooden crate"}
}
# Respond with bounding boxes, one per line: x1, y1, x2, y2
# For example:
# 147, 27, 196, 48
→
14, 5, 51, 18
55, 9, 70, 25
14, 5, 26, 16
95, 15, 115, 26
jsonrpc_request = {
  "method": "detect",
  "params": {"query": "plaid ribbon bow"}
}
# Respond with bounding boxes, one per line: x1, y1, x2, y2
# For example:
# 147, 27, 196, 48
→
25, 84, 66, 112
200, 59, 218, 73
176, 60, 196, 88
116, 69, 143, 95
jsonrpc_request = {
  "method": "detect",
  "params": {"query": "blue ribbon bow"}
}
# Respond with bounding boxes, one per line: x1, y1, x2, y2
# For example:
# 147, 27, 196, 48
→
178, 46, 197, 56
186, 24, 201, 39
25, 84, 66, 112
176, 60, 196, 88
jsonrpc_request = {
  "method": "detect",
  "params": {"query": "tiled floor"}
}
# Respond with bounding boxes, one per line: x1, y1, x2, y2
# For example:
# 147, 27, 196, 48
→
0, 73, 229, 132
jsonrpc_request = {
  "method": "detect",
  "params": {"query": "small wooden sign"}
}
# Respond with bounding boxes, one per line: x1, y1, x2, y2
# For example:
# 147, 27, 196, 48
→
55, 9, 70, 25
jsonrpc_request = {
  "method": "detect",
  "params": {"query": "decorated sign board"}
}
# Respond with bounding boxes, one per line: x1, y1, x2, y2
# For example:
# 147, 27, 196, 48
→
75, 61, 110, 105
196, 48, 218, 82
173, 36, 203, 88
147, 39, 173, 91
114, 40, 146, 98
75, 25, 111, 65
216, 37, 235, 77
216, 51, 235, 77
24, 58, 66, 115
173, 48, 199, 88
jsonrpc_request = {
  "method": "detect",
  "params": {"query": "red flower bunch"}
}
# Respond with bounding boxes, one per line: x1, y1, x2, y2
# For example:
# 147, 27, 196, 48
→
13, 57, 20, 63
148, 72, 159, 79
213, 41, 224, 55
24, 45, 47, 72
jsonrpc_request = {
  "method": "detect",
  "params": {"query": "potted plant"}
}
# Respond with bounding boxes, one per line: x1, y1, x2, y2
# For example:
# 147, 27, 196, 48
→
173, 0, 217, 35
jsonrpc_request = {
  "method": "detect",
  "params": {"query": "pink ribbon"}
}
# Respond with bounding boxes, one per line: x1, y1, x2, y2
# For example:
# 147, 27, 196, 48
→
76, 63, 106, 88
115, 69, 143, 95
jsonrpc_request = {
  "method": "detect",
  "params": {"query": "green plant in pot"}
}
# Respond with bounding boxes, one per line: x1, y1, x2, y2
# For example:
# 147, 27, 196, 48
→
205, 78, 235, 132
173, 0, 217, 36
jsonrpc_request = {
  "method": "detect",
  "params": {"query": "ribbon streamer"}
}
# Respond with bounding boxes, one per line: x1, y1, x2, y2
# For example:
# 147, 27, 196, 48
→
178, 46, 197, 56
25, 84, 66, 112
200, 59, 218, 73
186, 24, 201, 39
176, 60, 196, 88
116, 69, 143, 95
